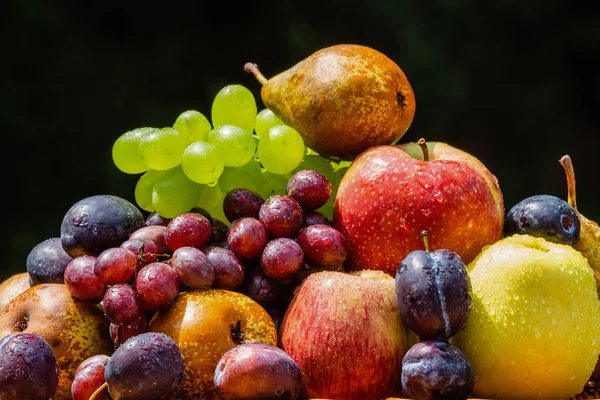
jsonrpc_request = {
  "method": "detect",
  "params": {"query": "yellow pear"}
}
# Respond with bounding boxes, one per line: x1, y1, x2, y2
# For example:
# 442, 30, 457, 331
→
0, 272, 31, 313
244, 44, 416, 160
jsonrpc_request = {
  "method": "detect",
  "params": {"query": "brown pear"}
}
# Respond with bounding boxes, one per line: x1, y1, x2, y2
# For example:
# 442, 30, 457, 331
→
245, 44, 416, 160
0, 272, 31, 313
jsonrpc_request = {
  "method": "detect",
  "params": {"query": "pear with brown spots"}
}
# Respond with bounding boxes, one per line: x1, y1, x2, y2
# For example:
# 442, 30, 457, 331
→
0, 283, 113, 400
244, 44, 416, 161
148, 288, 278, 400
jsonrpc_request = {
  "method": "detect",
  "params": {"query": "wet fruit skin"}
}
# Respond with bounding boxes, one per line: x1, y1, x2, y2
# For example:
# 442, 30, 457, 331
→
504, 194, 580, 245
214, 342, 302, 400
401, 340, 475, 400
26, 237, 73, 285
395, 247, 472, 340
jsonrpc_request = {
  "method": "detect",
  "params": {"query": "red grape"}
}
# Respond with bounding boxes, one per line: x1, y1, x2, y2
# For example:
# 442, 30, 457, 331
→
223, 188, 264, 223
102, 283, 141, 326
258, 195, 303, 238
227, 217, 268, 260
171, 247, 215, 289
120, 238, 159, 270
243, 266, 284, 305
302, 210, 331, 227
134, 262, 179, 311
110, 312, 147, 348
71, 355, 109, 400
145, 211, 171, 227
287, 169, 332, 211
297, 224, 348, 269
64, 255, 106, 303
260, 238, 304, 283
94, 247, 137, 285
164, 212, 212, 251
130, 225, 170, 255
203, 246, 245, 290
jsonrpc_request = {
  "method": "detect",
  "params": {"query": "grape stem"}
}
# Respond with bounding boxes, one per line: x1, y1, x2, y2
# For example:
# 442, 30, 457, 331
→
422, 230, 430, 252
559, 154, 578, 211
417, 138, 429, 162
244, 63, 268, 85
88, 382, 107, 400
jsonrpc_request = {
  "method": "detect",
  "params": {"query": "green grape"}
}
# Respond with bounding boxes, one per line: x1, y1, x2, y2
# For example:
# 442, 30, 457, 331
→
173, 110, 212, 144
152, 165, 204, 218
294, 154, 336, 184
134, 169, 166, 212
211, 84, 257, 133
254, 108, 284, 139
204, 199, 229, 227
138, 127, 187, 170
256, 170, 288, 200
219, 159, 262, 194
207, 125, 256, 167
181, 141, 224, 184
112, 127, 156, 174
195, 181, 224, 211
258, 125, 305, 175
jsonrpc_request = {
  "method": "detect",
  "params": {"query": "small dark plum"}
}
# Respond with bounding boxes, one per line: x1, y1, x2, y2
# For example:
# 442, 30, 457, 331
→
395, 232, 472, 340
60, 194, 145, 258
105, 332, 184, 400
401, 340, 474, 400
214, 342, 302, 400
26, 237, 73, 284
504, 194, 580, 245
0, 332, 59, 400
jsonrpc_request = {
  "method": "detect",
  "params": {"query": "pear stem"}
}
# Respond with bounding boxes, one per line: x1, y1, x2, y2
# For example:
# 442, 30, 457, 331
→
243, 62, 268, 85
422, 230, 430, 252
88, 382, 107, 400
417, 138, 429, 162
559, 154, 578, 212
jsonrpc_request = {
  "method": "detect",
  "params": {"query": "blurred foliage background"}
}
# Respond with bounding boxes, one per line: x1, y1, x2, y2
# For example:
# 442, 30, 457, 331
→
1, 0, 599, 282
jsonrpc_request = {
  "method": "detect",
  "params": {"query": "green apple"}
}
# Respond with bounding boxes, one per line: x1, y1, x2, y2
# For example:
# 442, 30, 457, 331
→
451, 234, 600, 399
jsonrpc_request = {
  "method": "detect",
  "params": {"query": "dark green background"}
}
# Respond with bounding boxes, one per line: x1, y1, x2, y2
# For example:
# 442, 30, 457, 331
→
2, 1, 599, 282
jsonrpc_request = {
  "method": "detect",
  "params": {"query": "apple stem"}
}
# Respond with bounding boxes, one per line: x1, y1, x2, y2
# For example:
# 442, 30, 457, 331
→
88, 382, 107, 400
417, 138, 429, 162
421, 230, 430, 252
244, 62, 268, 86
559, 154, 578, 212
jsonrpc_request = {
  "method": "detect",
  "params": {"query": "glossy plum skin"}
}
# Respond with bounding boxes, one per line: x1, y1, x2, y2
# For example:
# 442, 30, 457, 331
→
71, 354, 109, 400
259, 195, 303, 238
395, 249, 472, 340
60, 194, 145, 258
297, 224, 348, 269
26, 237, 73, 284
104, 332, 184, 400
286, 169, 332, 211
214, 342, 302, 400
223, 188, 265, 223
227, 217, 268, 260
504, 194, 581, 245
0, 333, 59, 400
401, 340, 475, 400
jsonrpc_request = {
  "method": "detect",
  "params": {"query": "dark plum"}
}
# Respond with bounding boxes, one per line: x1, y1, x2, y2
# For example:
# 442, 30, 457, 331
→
60, 194, 145, 258
26, 237, 73, 285
259, 195, 303, 238
504, 194, 580, 245
260, 238, 304, 283
297, 224, 348, 269
129, 225, 170, 255
134, 262, 179, 311
214, 342, 302, 400
223, 188, 265, 223
0, 332, 59, 400
227, 217, 268, 260
302, 210, 331, 227
164, 212, 212, 251
145, 211, 171, 226
105, 332, 184, 400
401, 340, 474, 400
171, 246, 215, 289
64, 255, 106, 303
395, 232, 472, 340
71, 354, 109, 400
286, 169, 332, 211
203, 246, 245, 290
94, 246, 137, 285
102, 283, 141, 326
120, 238, 159, 270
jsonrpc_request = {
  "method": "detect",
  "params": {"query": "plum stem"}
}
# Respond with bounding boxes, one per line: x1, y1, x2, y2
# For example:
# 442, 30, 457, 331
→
417, 138, 429, 162
244, 62, 268, 85
422, 230, 430, 252
559, 155, 578, 212
88, 382, 107, 400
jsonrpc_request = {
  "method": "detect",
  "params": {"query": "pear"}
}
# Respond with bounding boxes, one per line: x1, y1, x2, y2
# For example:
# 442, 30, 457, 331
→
244, 44, 416, 161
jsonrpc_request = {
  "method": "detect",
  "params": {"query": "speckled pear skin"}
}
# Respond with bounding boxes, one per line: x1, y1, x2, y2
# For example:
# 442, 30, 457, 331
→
260, 44, 416, 161
451, 234, 600, 399
148, 289, 278, 400
574, 214, 600, 295
0, 283, 113, 400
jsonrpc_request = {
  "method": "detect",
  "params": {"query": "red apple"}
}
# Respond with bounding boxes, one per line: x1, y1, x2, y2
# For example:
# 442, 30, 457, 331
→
279, 270, 418, 399
333, 140, 504, 276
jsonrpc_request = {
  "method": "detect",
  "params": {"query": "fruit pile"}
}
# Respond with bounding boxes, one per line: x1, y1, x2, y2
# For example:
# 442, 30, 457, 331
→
2, 43, 600, 400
